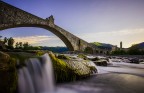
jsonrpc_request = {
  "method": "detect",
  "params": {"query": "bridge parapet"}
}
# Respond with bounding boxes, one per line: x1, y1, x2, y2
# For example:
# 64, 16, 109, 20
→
45, 15, 55, 27
0, 1, 46, 28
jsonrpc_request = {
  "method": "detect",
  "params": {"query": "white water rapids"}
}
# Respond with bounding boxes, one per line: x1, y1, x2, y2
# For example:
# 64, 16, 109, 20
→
17, 54, 99, 93
18, 53, 54, 93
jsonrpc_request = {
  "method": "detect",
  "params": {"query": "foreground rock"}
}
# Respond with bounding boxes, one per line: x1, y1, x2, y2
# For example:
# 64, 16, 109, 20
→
0, 51, 17, 93
49, 52, 93, 82
65, 59, 91, 76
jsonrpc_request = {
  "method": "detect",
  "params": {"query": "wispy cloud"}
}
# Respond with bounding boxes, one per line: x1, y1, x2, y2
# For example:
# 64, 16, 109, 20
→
13, 28, 144, 48
77, 28, 144, 48
13, 35, 59, 44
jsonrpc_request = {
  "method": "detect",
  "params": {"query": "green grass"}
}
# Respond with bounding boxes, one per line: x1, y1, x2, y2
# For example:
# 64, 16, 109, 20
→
93, 42, 102, 46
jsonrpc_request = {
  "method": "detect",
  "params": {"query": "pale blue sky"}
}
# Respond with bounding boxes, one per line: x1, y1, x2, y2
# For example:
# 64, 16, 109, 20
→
0, 0, 144, 48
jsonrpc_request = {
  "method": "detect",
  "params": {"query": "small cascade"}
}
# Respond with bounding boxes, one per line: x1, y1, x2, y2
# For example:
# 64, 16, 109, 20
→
18, 53, 55, 93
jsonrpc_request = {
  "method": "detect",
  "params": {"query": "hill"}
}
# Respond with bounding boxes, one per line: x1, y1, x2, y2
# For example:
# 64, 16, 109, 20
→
92, 42, 114, 50
130, 42, 144, 49
40, 46, 68, 53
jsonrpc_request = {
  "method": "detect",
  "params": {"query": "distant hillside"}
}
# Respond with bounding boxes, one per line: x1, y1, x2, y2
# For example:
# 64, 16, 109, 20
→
92, 42, 114, 50
40, 46, 68, 53
130, 42, 144, 49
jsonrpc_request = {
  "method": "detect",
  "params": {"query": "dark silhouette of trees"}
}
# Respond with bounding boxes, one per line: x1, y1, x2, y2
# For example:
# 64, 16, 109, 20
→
23, 42, 29, 50
19, 42, 23, 49
3, 37, 8, 45
0, 36, 2, 40
15, 42, 23, 49
7, 37, 15, 49
15, 42, 19, 48
111, 50, 127, 55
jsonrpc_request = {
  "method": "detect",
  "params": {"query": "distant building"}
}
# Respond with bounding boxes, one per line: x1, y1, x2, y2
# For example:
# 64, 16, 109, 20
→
111, 45, 118, 52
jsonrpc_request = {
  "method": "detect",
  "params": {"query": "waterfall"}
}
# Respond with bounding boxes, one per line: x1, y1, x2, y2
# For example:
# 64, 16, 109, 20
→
18, 53, 55, 93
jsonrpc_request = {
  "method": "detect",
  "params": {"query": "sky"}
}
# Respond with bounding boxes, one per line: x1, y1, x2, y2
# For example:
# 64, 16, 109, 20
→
0, 0, 144, 48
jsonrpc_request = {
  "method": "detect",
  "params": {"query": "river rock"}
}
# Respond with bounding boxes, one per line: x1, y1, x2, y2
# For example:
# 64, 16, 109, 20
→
0, 51, 17, 93
0, 51, 10, 70
0, 51, 10, 61
65, 59, 91, 76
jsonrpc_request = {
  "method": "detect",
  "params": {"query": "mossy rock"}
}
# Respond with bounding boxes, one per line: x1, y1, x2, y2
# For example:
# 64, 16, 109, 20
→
77, 54, 88, 60
0, 51, 17, 93
49, 52, 76, 82
94, 60, 108, 66
65, 60, 91, 76
56, 54, 70, 60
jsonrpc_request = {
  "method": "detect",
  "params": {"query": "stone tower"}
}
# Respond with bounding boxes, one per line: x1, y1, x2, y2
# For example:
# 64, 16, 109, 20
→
120, 41, 122, 50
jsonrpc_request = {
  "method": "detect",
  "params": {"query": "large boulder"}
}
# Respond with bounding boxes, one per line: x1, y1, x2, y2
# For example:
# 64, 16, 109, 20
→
0, 51, 10, 59
49, 52, 91, 83
0, 51, 10, 70
0, 51, 17, 93
65, 59, 91, 76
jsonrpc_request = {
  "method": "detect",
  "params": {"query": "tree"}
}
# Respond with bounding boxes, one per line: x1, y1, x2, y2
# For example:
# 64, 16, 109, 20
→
19, 42, 23, 49
15, 42, 19, 48
8, 37, 15, 49
0, 36, 2, 41
23, 42, 29, 49
3, 37, 8, 45
111, 50, 127, 55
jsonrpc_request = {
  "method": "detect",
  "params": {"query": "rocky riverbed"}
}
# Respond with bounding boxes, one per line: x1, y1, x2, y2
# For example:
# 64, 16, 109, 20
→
0, 51, 144, 93
56, 62, 144, 93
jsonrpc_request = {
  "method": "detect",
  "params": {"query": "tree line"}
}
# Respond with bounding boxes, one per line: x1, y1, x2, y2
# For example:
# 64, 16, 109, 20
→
0, 36, 67, 52
0, 36, 40, 50
111, 48, 144, 55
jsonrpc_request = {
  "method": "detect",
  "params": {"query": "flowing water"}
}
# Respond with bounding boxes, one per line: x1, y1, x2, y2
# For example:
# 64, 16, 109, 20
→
17, 54, 144, 93
18, 53, 54, 93
17, 54, 99, 93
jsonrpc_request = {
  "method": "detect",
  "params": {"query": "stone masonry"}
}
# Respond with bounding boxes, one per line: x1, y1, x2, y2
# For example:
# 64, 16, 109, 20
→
0, 1, 110, 54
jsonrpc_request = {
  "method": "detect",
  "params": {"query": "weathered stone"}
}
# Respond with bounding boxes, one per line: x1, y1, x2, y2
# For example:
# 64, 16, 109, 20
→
65, 59, 91, 76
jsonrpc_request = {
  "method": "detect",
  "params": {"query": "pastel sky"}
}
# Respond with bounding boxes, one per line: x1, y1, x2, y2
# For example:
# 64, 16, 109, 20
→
0, 0, 144, 48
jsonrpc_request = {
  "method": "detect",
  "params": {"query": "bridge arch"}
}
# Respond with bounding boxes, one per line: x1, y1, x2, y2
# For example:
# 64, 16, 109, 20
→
0, 1, 102, 53
0, 24, 74, 51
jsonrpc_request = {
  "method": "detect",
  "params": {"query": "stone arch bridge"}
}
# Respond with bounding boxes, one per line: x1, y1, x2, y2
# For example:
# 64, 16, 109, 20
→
0, 1, 110, 54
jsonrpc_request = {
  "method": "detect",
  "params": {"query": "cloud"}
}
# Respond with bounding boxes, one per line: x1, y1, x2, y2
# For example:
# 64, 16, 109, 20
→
77, 28, 144, 48
12, 28, 144, 48
13, 35, 59, 45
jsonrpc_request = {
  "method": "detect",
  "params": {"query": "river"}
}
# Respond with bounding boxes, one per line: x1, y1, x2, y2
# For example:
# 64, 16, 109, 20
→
56, 62, 144, 93
17, 54, 144, 93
